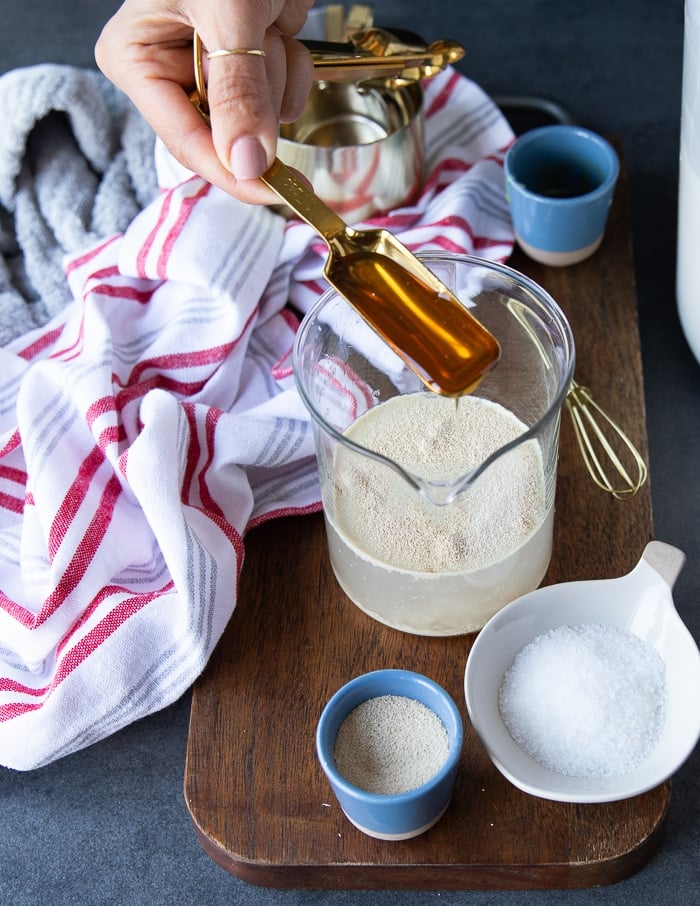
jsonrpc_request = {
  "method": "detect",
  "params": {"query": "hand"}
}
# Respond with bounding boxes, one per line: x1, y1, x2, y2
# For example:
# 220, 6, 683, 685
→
95, 0, 315, 204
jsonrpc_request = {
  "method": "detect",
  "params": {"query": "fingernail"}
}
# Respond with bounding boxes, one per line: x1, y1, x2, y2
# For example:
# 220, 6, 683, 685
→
230, 136, 268, 180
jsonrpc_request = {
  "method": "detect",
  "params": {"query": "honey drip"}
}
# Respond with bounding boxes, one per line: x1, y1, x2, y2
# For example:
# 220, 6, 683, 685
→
329, 251, 500, 396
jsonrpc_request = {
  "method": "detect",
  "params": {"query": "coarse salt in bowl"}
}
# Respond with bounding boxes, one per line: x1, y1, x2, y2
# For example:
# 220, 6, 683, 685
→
316, 669, 463, 839
464, 541, 700, 803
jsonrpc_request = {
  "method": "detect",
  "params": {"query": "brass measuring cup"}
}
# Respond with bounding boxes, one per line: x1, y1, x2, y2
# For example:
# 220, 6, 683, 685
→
192, 32, 499, 396
302, 28, 465, 88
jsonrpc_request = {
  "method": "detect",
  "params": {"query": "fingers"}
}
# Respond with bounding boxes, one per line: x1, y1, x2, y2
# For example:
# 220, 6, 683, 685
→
274, 0, 316, 39
278, 33, 314, 124
204, 30, 279, 180
183, 2, 313, 197
201, 25, 312, 200
95, 0, 314, 205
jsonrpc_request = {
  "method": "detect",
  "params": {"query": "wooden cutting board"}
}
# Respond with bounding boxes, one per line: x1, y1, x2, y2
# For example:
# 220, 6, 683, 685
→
184, 149, 667, 889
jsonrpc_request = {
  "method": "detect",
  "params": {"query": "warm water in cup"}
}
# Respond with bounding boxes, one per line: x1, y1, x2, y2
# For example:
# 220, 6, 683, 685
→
293, 253, 575, 635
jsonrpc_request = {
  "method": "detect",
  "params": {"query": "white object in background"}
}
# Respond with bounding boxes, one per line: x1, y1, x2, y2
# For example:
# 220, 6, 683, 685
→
678, 0, 700, 364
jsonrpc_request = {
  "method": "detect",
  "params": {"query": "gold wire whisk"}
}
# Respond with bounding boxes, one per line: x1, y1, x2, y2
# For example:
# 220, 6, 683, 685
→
565, 380, 648, 500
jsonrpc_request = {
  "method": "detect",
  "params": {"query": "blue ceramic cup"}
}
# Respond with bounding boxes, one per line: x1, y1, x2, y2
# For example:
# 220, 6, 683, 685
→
505, 125, 619, 266
316, 669, 463, 840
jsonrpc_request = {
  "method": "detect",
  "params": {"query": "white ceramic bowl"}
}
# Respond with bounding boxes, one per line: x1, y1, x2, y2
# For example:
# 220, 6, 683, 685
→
465, 541, 700, 803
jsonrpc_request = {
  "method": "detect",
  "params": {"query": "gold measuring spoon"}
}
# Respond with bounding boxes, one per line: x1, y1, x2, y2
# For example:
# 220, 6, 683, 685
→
260, 158, 500, 395
192, 33, 499, 396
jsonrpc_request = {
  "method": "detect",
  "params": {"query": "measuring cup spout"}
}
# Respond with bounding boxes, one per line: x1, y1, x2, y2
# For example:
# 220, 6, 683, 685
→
414, 472, 477, 507
413, 427, 546, 506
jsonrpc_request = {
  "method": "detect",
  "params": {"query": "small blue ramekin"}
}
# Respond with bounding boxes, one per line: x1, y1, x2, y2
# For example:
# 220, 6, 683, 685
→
504, 124, 619, 266
316, 669, 463, 840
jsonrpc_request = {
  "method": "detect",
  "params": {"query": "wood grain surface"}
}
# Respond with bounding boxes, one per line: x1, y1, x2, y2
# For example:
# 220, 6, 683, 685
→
184, 151, 669, 889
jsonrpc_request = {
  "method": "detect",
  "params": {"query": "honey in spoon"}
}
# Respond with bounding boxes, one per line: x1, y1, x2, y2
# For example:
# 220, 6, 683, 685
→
329, 250, 500, 395
261, 158, 501, 396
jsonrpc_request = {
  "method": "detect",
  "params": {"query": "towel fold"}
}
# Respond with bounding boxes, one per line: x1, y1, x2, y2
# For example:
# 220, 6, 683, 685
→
0, 63, 513, 770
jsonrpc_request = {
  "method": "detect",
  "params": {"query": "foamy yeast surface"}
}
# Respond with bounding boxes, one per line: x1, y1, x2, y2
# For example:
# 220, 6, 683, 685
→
335, 393, 545, 572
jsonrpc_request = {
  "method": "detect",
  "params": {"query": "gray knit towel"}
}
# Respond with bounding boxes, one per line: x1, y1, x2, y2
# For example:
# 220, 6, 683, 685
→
0, 63, 158, 346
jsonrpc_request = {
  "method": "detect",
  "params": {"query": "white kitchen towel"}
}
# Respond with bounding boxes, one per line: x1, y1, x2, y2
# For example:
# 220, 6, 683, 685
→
0, 63, 513, 770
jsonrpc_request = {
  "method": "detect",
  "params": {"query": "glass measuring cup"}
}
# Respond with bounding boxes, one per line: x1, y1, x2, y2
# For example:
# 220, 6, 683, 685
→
293, 253, 576, 636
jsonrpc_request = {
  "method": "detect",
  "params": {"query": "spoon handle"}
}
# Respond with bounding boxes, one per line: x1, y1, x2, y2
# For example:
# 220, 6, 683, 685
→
260, 158, 348, 246
642, 540, 686, 589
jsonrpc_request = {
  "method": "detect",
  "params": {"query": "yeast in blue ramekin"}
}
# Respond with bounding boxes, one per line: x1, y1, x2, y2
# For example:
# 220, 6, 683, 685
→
316, 669, 463, 840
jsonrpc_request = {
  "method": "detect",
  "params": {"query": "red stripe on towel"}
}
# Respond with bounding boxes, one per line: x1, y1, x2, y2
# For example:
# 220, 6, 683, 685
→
64, 235, 121, 276
425, 69, 460, 117
48, 446, 106, 558
156, 180, 211, 280
16, 325, 66, 361
0, 472, 123, 630
0, 581, 175, 717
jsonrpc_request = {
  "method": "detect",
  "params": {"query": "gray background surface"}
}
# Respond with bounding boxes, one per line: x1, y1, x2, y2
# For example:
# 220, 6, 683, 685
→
1, 2, 699, 904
